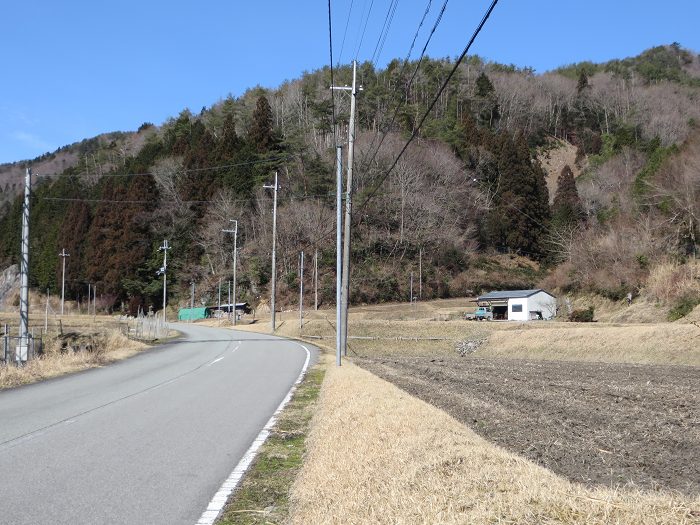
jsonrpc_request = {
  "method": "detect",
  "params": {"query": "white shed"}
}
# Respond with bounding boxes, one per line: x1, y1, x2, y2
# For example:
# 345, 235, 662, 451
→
477, 289, 557, 321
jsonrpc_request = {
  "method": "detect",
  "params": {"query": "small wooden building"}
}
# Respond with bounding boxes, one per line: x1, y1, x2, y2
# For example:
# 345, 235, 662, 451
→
477, 289, 556, 321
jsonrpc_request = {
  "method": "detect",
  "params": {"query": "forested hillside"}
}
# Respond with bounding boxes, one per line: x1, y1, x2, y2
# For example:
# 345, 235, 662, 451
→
0, 44, 698, 317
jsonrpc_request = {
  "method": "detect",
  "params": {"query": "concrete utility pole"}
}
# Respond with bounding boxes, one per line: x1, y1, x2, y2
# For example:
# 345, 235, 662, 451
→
44, 289, 49, 333
313, 248, 319, 311
263, 174, 279, 332
299, 251, 304, 330
222, 220, 238, 325
335, 145, 343, 367
18, 168, 31, 362
159, 240, 170, 322
228, 280, 231, 322
93, 284, 96, 317
189, 281, 195, 323
218, 278, 222, 324
419, 247, 423, 300
332, 59, 360, 357
88, 284, 91, 315
59, 248, 70, 316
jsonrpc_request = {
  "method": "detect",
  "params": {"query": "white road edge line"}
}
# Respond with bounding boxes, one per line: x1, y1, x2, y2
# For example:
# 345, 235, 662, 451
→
208, 356, 225, 366
195, 342, 311, 525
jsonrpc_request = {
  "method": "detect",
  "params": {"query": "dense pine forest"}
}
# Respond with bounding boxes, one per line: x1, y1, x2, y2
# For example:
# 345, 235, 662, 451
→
0, 44, 698, 317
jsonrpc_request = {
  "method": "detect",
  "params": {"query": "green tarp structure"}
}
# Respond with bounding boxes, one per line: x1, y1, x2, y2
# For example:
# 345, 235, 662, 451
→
178, 307, 211, 321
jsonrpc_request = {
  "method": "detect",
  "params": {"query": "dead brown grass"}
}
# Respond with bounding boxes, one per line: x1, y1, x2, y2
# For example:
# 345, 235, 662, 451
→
645, 261, 700, 305
482, 322, 700, 365
0, 315, 147, 390
231, 309, 700, 366
289, 360, 700, 524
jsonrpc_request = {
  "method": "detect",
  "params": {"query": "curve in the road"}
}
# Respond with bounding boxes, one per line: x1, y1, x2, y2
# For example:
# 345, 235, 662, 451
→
0, 323, 317, 525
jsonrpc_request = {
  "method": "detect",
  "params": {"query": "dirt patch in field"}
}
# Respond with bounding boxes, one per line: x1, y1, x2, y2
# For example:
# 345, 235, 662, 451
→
355, 356, 700, 496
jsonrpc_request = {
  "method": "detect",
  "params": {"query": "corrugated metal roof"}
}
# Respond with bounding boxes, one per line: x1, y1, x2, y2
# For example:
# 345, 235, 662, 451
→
477, 289, 553, 300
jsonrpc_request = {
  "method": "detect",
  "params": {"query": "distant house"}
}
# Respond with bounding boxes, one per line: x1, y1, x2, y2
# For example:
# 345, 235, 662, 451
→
209, 302, 252, 318
477, 289, 557, 321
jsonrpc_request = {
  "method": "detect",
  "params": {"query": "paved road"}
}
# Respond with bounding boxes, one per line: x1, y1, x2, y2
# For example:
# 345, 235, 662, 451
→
0, 323, 315, 524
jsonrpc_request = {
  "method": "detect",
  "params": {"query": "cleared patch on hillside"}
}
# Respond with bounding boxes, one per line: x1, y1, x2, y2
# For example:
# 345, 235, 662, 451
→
289, 360, 698, 524
538, 138, 584, 201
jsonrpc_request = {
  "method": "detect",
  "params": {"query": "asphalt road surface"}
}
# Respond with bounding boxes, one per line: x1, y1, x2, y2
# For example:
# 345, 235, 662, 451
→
0, 323, 316, 525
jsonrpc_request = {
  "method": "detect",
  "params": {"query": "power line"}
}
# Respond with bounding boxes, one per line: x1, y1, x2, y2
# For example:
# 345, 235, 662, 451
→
360, 0, 448, 175
354, 0, 375, 60
73, 154, 294, 179
356, 0, 500, 214
337, 0, 355, 65
369, 0, 400, 66
328, 0, 339, 147
41, 193, 335, 205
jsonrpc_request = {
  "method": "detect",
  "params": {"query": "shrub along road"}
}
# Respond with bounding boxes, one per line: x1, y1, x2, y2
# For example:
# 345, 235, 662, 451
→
0, 323, 315, 525
356, 355, 699, 496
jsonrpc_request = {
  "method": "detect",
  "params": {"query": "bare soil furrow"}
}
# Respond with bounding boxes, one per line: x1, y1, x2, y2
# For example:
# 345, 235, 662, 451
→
355, 356, 700, 496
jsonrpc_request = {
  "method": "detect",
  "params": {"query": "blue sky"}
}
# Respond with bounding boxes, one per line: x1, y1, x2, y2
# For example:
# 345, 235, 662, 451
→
1, 1, 698, 164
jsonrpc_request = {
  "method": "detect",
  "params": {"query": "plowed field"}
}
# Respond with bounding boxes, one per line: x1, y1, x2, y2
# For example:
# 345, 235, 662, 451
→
355, 356, 699, 496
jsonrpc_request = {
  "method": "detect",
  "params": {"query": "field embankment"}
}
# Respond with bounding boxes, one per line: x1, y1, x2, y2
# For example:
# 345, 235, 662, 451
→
288, 360, 699, 524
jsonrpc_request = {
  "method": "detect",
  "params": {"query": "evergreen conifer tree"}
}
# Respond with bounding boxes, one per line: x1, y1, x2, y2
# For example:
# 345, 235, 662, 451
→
217, 114, 239, 161
486, 133, 551, 258
576, 70, 590, 94
475, 72, 495, 97
249, 95, 275, 153
474, 72, 500, 128
552, 165, 585, 226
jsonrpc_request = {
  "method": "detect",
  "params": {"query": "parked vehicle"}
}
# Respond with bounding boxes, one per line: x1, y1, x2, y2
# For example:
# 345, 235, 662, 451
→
465, 306, 493, 321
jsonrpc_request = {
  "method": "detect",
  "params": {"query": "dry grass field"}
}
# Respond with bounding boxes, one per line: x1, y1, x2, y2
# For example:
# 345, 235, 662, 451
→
231, 297, 700, 523
289, 361, 699, 524
0, 314, 148, 389
238, 303, 700, 366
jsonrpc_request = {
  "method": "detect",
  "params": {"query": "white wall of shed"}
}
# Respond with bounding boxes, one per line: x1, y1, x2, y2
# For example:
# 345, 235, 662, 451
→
529, 291, 557, 319
507, 298, 529, 321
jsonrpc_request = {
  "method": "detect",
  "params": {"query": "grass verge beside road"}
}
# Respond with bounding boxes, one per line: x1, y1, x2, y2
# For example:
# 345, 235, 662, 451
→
216, 358, 326, 525
0, 315, 150, 390
288, 359, 699, 524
